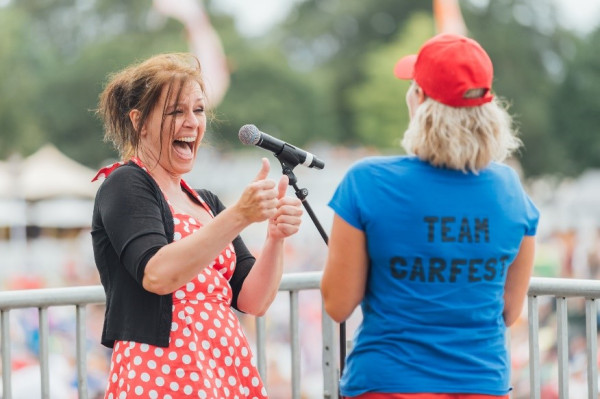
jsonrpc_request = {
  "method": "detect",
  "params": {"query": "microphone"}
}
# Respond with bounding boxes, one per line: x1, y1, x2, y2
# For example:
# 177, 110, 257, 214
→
238, 124, 325, 170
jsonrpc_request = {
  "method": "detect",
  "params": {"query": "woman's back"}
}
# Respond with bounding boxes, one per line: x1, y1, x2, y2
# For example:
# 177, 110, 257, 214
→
329, 155, 538, 395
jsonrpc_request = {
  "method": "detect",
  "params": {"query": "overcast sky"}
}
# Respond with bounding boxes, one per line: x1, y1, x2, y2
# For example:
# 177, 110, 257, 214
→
213, 0, 600, 37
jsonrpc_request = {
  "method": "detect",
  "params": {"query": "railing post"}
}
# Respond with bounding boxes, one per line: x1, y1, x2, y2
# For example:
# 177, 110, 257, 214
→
321, 302, 339, 399
76, 305, 88, 399
256, 315, 267, 382
1, 310, 12, 399
289, 291, 301, 399
528, 295, 540, 399
556, 297, 569, 399
39, 307, 50, 398
585, 298, 598, 399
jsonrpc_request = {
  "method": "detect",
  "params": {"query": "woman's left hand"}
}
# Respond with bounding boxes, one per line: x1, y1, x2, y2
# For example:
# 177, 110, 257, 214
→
268, 175, 303, 240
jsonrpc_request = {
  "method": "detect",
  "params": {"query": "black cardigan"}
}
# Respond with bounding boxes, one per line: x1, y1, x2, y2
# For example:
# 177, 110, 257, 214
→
91, 162, 255, 348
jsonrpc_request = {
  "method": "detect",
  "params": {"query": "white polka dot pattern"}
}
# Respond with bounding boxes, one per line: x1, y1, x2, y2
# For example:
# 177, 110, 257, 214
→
104, 205, 266, 398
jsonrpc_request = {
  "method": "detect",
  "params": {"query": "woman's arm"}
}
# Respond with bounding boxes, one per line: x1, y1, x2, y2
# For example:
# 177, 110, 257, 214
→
235, 177, 303, 316
503, 235, 536, 326
235, 237, 284, 316
321, 214, 369, 323
143, 159, 280, 295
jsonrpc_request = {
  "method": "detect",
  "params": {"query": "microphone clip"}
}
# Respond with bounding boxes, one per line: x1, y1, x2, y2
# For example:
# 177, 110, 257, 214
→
274, 146, 309, 200
273, 144, 300, 182
274, 143, 305, 176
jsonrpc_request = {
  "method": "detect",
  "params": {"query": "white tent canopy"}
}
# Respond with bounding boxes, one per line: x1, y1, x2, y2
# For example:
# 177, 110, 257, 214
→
0, 145, 101, 228
0, 159, 18, 199
28, 198, 95, 228
19, 144, 100, 201
0, 199, 27, 226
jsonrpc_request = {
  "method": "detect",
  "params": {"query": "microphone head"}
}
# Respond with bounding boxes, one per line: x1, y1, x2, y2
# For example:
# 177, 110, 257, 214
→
238, 124, 261, 146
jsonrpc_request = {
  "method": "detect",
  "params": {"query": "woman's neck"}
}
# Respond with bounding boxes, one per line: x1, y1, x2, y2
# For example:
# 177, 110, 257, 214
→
151, 167, 183, 194
135, 157, 182, 194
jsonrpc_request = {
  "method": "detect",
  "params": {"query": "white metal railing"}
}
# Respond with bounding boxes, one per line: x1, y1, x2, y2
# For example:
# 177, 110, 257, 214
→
0, 272, 338, 399
1, 275, 599, 398
0, 285, 103, 398
527, 277, 600, 399
258, 271, 339, 399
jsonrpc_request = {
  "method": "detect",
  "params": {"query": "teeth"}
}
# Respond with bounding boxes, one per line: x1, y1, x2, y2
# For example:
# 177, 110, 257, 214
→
175, 137, 195, 143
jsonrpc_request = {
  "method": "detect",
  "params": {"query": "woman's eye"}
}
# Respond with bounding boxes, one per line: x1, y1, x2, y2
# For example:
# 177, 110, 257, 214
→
166, 109, 183, 116
194, 108, 204, 114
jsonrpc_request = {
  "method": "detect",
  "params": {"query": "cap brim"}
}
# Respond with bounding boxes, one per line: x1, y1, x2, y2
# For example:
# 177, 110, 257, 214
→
394, 54, 417, 80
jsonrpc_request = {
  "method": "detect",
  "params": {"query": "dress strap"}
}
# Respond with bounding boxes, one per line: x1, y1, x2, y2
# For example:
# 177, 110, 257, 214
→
92, 157, 213, 217
91, 157, 148, 182
180, 179, 214, 217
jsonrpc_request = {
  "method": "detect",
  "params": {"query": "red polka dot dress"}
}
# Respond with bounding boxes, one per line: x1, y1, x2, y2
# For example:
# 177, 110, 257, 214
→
101, 160, 268, 399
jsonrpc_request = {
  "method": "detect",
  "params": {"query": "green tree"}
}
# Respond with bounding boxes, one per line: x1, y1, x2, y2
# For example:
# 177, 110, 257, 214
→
549, 27, 600, 175
36, 28, 190, 167
0, 0, 213, 166
274, 0, 431, 145
1, 0, 598, 178
348, 13, 434, 150
0, 8, 48, 156
461, 0, 578, 176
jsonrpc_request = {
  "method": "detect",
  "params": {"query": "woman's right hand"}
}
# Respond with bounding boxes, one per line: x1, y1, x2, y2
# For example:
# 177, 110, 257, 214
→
233, 158, 279, 224
143, 158, 278, 295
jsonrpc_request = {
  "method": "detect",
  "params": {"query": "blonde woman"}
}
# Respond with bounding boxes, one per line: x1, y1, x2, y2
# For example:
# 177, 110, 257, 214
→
321, 34, 539, 399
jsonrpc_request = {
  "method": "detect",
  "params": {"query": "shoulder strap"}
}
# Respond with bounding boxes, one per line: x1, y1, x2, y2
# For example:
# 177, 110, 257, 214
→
195, 188, 220, 215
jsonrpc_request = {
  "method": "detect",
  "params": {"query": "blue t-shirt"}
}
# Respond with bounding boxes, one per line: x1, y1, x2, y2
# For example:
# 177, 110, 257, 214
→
329, 156, 539, 396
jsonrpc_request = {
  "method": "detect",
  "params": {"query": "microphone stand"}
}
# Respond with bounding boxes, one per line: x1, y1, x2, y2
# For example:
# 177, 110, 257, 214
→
273, 146, 346, 395
280, 164, 328, 245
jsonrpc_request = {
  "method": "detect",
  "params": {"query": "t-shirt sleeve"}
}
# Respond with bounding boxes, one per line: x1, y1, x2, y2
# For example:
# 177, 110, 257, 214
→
196, 189, 255, 312
522, 192, 540, 236
328, 162, 365, 230
97, 166, 168, 285
506, 167, 540, 237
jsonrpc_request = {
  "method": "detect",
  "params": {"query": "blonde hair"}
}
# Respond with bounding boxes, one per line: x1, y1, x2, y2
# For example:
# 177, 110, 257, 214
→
97, 53, 206, 160
401, 83, 521, 173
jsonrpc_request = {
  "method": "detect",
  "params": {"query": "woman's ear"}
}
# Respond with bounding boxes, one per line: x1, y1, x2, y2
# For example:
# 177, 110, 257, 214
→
416, 86, 427, 104
129, 109, 145, 135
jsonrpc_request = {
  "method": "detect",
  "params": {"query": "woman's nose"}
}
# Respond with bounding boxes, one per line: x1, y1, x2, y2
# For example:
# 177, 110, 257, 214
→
183, 109, 200, 128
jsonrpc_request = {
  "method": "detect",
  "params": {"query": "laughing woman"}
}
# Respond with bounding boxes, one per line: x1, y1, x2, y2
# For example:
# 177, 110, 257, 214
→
92, 53, 303, 398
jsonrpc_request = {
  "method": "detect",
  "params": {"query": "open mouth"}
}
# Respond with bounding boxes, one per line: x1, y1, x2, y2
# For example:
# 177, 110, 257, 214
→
173, 136, 196, 159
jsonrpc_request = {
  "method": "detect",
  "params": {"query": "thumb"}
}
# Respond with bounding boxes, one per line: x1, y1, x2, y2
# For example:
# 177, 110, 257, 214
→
253, 158, 270, 182
277, 174, 289, 199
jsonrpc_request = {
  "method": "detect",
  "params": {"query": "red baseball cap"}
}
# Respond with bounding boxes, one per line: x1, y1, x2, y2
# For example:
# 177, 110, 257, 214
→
394, 33, 494, 107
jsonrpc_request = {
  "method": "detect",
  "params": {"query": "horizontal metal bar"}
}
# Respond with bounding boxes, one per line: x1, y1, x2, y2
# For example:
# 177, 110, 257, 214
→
278, 271, 322, 291
2, 275, 597, 310
0, 273, 322, 310
528, 277, 600, 298
0, 286, 105, 310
